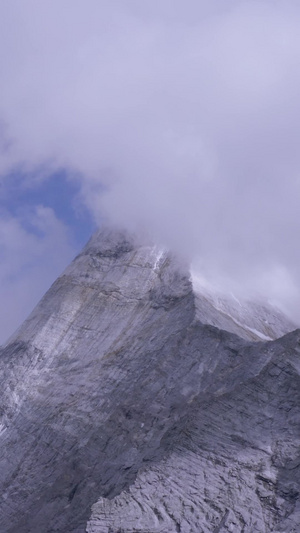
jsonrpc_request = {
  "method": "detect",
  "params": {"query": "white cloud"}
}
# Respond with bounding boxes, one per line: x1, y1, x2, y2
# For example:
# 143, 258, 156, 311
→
1, 1, 300, 322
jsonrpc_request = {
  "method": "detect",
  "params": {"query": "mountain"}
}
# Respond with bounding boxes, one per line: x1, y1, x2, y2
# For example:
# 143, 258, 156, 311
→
0, 228, 299, 533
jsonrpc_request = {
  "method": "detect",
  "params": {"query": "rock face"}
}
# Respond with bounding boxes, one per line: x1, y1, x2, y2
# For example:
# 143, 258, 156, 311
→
192, 273, 294, 342
0, 228, 299, 532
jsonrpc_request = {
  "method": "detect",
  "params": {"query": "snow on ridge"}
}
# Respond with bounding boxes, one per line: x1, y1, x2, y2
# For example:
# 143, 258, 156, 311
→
190, 269, 295, 341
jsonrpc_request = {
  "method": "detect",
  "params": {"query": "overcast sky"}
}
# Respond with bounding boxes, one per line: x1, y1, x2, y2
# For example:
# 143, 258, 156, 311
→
1, 0, 300, 342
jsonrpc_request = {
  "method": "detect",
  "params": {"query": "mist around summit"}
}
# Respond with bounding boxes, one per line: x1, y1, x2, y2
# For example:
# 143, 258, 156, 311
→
1, 0, 300, 338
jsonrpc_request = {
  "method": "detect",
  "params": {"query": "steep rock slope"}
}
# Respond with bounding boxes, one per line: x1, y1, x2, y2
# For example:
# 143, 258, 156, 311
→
0, 228, 299, 533
88, 329, 300, 532
192, 273, 295, 342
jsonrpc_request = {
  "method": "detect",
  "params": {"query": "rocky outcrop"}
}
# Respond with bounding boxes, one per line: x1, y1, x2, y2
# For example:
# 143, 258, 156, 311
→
88, 328, 300, 532
0, 228, 299, 532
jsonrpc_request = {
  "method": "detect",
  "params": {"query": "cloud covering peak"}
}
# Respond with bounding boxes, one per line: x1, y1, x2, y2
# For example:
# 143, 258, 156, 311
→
1, 0, 300, 325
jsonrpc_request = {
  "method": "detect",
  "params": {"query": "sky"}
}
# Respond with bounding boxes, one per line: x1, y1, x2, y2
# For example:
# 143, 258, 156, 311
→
1, 0, 300, 342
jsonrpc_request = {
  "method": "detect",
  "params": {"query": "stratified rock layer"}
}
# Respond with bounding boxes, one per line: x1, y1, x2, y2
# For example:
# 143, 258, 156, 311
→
0, 228, 299, 532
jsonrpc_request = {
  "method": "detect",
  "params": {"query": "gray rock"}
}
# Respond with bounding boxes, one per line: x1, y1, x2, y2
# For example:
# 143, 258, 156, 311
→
0, 227, 299, 532
88, 328, 300, 532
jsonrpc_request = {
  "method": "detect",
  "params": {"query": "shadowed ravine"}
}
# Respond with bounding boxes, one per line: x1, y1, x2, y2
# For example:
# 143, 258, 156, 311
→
0, 229, 299, 532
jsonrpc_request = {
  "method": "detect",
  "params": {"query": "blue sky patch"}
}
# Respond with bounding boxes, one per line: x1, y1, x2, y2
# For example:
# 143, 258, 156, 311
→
0, 169, 96, 247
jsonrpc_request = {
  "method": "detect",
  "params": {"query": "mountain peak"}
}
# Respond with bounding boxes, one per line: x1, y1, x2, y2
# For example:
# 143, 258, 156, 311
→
81, 226, 136, 258
0, 227, 299, 532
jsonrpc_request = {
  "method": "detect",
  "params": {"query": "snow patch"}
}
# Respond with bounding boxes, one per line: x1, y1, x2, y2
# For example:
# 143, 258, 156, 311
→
190, 268, 294, 341
152, 248, 165, 272
227, 317, 273, 342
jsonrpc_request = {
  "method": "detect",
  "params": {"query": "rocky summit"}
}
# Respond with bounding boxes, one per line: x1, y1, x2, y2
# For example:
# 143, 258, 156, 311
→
0, 228, 300, 533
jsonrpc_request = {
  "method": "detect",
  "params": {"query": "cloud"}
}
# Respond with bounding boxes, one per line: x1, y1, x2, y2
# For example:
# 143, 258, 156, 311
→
1, 1, 300, 321
0, 207, 75, 344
